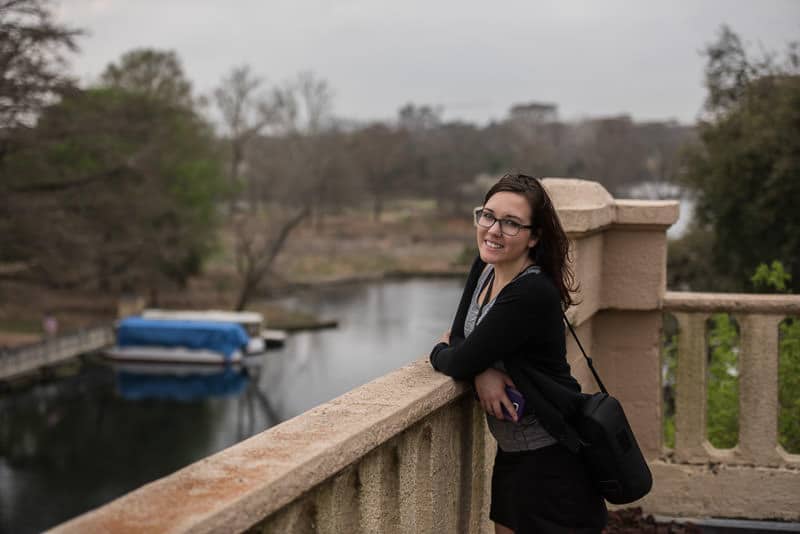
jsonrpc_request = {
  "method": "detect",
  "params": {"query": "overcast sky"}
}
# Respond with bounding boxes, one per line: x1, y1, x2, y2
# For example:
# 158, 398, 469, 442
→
57, 0, 800, 126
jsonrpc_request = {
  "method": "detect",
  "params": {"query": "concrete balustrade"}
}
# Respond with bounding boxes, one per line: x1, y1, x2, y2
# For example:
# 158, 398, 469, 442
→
46, 178, 800, 531
650, 293, 800, 520
50, 360, 495, 534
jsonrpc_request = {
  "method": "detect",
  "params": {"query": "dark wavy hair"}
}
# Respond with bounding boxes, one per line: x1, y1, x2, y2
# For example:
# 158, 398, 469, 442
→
483, 173, 578, 308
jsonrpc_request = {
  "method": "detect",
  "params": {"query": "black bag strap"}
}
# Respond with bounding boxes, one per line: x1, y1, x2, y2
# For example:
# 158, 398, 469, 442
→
562, 311, 608, 395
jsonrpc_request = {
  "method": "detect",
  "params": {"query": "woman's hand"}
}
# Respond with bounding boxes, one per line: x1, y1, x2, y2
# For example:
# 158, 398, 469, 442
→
438, 329, 451, 344
474, 368, 518, 422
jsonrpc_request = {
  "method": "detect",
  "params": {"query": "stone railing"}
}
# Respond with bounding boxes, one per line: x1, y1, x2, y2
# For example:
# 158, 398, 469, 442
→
640, 291, 800, 519
50, 359, 494, 533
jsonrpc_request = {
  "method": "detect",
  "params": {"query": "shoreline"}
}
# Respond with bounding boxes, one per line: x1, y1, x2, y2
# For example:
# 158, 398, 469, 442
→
0, 270, 470, 348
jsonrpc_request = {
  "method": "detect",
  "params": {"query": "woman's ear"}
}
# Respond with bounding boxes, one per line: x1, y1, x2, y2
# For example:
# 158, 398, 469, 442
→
528, 231, 540, 249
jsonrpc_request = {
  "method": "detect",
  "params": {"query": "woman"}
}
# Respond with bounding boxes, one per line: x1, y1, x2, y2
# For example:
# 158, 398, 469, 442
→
429, 173, 607, 533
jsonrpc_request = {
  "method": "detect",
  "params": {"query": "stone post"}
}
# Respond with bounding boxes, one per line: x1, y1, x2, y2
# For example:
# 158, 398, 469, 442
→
543, 179, 679, 460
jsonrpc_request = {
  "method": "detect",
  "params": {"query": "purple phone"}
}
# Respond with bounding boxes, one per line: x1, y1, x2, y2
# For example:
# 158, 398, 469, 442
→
501, 386, 525, 421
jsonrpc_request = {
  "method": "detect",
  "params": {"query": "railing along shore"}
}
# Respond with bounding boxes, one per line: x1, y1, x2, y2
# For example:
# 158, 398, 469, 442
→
0, 324, 114, 381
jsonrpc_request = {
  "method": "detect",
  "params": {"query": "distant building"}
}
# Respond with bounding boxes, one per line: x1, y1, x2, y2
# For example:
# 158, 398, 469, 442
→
508, 102, 559, 123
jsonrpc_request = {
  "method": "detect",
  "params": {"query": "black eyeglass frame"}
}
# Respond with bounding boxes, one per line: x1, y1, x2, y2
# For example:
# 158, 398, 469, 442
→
473, 207, 534, 237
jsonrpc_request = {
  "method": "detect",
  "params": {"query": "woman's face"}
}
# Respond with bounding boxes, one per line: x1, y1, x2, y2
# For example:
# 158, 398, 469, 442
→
477, 191, 538, 267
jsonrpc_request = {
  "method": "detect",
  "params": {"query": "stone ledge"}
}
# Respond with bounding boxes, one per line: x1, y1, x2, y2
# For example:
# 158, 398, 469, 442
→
614, 199, 680, 228
49, 358, 468, 534
664, 291, 800, 314
540, 178, 679, 235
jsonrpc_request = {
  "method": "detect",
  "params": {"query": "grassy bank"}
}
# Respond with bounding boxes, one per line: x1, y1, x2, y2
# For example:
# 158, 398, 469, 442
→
0, 203, 475, 347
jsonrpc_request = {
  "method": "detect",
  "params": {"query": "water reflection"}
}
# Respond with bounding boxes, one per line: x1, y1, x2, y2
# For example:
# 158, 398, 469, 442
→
114, 363, 250, 402
0, 277, 463, 533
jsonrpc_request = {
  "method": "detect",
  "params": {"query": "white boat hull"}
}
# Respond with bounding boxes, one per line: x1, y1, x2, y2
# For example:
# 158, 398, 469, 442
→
105, 346, 243, 365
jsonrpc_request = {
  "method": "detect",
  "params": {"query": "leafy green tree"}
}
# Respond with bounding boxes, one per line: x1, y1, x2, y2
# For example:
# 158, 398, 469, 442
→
681, 26, 800, 292
3, 47, 225, 292
751, 260, 792, 293
706, 313, 739, 448
4, 86, 225, 292
100, 48, 194, 109
779, 317, 800, 453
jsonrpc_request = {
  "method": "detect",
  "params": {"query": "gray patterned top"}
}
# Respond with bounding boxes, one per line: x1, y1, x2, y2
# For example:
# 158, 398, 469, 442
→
464, 264, 558, 452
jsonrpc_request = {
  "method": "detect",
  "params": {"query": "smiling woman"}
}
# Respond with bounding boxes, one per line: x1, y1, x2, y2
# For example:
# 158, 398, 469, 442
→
430, 173, 605, 533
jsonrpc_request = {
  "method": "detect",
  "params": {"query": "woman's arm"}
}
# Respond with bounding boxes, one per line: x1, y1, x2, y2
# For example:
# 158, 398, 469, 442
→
430, 281, 548, 380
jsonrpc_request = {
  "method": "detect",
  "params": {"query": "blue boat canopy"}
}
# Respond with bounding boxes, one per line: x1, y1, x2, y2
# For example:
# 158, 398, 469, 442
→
117, 317, 250, 358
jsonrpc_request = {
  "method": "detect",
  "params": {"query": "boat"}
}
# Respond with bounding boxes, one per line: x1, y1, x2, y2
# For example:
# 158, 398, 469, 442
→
141, 309, 287, 350
105, 317, 253, 365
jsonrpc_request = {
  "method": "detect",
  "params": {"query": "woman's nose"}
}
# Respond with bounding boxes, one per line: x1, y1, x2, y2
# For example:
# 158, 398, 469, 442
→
487, 220, 503, 236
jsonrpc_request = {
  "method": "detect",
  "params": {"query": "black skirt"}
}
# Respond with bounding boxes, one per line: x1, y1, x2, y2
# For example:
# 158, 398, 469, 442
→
490, 444, 608, 533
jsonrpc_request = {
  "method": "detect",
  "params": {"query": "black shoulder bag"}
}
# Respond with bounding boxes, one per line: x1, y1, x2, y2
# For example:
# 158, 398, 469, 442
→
563, 312, 653, 505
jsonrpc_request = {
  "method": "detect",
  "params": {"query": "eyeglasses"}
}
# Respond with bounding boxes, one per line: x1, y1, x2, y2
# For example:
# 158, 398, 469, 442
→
473, 207, 533, 237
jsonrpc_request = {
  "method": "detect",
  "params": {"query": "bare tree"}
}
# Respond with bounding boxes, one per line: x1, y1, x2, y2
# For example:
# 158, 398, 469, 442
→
350, 123, 410, 220
0, 0, 81, 161
231, 205, 309, 311
221, 70, 339, 310
214, 66, 276, 210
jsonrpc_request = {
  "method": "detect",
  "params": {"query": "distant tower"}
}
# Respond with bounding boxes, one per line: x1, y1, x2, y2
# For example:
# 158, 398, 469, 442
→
508, 102, 559, 124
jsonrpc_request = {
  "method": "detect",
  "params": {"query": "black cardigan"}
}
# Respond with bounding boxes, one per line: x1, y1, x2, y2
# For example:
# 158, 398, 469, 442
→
430, 256, 586, 452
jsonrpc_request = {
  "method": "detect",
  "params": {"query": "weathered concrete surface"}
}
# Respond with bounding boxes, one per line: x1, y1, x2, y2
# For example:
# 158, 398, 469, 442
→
642, 461, 800, 521
615, 199, 681, 228
590, 310, 663, 459
542, 178, 616, 235
672, 311, 709, 463
664, 291, 800, 314
737, 313, 783, 466
571, 233, 604, 323
48, 359, 491, 534
601, 230, 667, 311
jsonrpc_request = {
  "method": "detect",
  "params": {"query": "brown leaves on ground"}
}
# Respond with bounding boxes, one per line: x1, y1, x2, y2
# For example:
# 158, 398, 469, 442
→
604, 507, 700, 534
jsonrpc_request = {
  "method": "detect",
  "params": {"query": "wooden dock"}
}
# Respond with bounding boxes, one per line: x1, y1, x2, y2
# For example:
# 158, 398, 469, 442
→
0, 325, 114, 381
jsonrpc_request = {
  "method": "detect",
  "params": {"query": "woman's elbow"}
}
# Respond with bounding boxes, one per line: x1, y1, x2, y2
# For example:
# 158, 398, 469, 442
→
434, 361, 474, 381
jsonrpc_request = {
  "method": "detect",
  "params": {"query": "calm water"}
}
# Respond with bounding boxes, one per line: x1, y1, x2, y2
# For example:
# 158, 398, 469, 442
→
0, 278, 463, 534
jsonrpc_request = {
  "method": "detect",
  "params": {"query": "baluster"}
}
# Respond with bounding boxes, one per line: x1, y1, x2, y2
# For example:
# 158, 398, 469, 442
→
357, 445, 400, 533
736, 313, 782, 466
674, 311, 708, 462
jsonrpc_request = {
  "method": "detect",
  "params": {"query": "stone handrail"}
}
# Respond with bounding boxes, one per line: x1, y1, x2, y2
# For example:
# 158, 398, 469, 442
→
663, 291, 800, 315
49, 359, 494, 533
